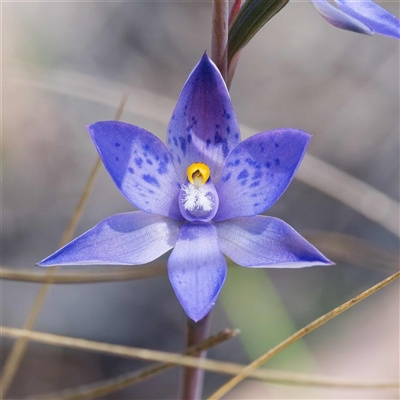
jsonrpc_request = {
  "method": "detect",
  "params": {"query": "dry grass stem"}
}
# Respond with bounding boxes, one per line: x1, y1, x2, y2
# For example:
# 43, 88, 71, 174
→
1, 324, 398, 392
208, 271, 400, 399
0, 94, 129, 397
0, 264, 167, 284
30, 329, 239, 400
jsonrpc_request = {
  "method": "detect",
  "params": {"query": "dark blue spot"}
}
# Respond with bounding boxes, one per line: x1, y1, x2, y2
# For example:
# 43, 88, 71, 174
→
226, 126, 230, 134
115, 142, 120, 147
250, 181, 260, 188
179, 137, 186, 155
265, 162, 271, 168
222, 139, 229, 158
128, 167, 134, 174
148, 189, 155, 194
251, 193, 258, 198
214, 131, 222, 144
260, 144, 265, 153
206, 139, 211, 148
146, 159, 153, 165
274, 158, 280, 166
237, 169, 249, 180
245, 158, 261, 169
187, 134, 192, 144
226, 113, 231, 119
222, 172, 231, 182
135, 157, 143, 167
115, 157, 119, 161
172, 115, 175, 120
253, 202, 260, 207
173, 137, 178, 147
186, 125, 192, 132
252, 170, 263, 180
275, 142, 279, 148
177, 156, 181, 164
145, 201, 149, 204
235, 133, 239, 139
142, 174, 160, 187
163, 154, 169, 164
156, 156, 159, 161
216, 124, 220, 129
168, 129, 172, 134
240, 179, 248, 186
157, 162, 167, 175
234, 159, 240, 166
142, 144, 150, 152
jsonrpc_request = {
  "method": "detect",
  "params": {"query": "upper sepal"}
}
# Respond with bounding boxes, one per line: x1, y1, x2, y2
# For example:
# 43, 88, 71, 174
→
167, 53, 240, 184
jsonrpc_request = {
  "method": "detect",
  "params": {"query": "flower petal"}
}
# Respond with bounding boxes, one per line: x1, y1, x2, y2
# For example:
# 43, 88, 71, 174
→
214, 129, 310, 221
335, 0, 400, 39
167, 222, 227, 322
309, 0, 373, 35
38, 212, 181, 266
216, 216, 333, 268
167, 53, 240, 183
89, 121, 182, 220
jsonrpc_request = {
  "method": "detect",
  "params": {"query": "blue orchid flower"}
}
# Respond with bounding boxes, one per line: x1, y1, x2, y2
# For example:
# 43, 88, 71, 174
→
309, 0, 400, 38
38, 54, 333, 322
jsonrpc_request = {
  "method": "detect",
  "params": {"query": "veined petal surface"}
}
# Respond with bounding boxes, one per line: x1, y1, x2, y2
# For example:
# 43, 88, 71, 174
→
167, 53, 240, 183
335, 0, 400, 38
214, 129, 310, 221
309, 0, 373, 34
216, 216, 333, 268
89, 121, 182, 220
38, 212, 181, 266
167, 223, 227, 322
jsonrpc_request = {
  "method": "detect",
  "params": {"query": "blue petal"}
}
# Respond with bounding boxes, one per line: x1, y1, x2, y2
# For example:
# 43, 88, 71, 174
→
309, 0, 373, 35
216, 216, 333, 268
335, 0, 400, 38
38, 212, 181, 266
167, 53, 240, 183
167, 222, 227, 322
214, 129, 310, 221
89, 121, 182, 220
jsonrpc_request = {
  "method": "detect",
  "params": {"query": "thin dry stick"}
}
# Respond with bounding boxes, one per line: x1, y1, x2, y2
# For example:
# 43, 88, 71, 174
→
32, 329, 239, 400
208, 271, 400, 400
1, 325, 398, 390
0, 93, 129, 398
0, 264, 167, 284
6, 68, 399, 237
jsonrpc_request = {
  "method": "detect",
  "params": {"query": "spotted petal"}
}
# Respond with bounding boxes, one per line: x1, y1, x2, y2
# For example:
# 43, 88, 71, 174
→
167, 53, 240, 183
335, 0, 400, 38
38, 212, 181, 266
88, 121, 182, 220
167, 222, 227, 322
216, 216, 333, 268
309, 0, 373, 35
214, 129, 310, 221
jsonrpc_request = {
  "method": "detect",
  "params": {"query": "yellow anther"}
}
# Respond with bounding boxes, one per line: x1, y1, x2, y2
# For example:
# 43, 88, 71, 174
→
187, 162, 210, 188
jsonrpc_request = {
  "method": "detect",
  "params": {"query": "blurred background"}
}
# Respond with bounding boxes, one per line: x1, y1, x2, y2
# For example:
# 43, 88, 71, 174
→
2, 1, 399, 399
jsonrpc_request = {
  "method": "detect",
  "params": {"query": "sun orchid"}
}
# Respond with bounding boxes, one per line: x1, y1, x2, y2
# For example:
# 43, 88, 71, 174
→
38, 53, 332, 322
309, 0, 400, 38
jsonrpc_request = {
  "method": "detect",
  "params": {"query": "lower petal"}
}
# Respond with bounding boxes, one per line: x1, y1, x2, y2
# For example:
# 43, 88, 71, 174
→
335, 0, 400, 39
38, 212, 181, 266
216, 216, 333, 268
309, 0, 373, 35
167, 223, 227, 322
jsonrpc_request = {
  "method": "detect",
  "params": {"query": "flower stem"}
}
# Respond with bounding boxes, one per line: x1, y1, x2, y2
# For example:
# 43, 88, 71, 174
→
211, 0, 229, 82
180, 312, 213, 400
